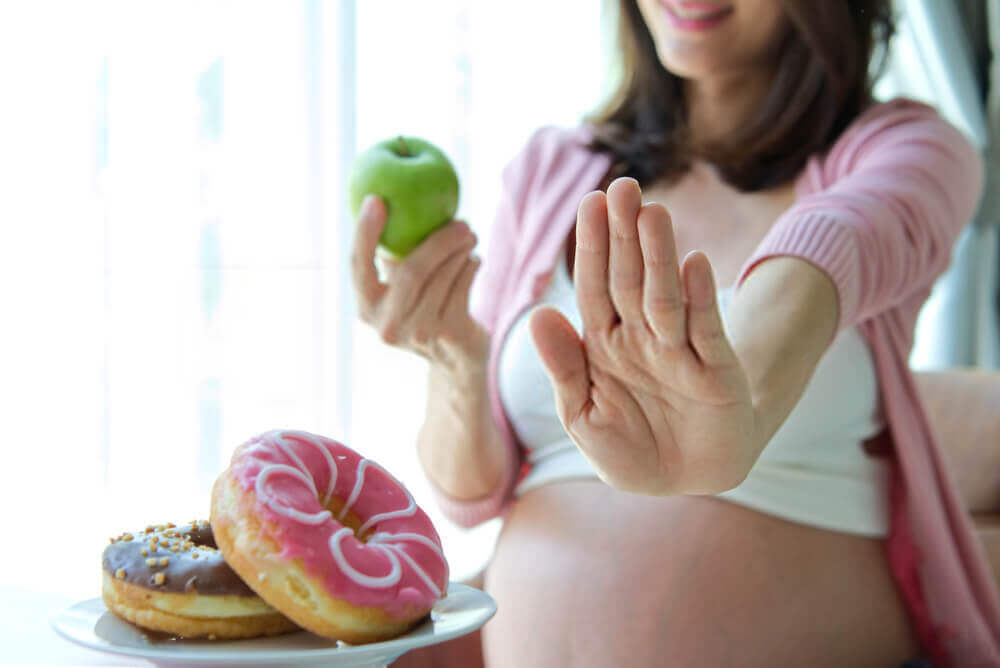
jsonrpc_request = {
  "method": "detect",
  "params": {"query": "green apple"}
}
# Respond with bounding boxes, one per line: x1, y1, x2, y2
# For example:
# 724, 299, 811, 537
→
348, 136, 460, 257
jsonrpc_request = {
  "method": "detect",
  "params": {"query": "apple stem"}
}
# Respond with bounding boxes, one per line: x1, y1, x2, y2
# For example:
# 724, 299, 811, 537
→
395, 136, 411, 157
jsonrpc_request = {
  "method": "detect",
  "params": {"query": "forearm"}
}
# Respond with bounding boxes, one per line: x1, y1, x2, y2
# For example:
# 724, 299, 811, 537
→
416, 330, 509, 500
727, 256, 839, 462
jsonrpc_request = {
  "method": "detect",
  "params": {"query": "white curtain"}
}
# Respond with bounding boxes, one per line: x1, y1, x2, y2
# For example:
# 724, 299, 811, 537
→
0, 0, 604, 601
1, 0, 349, 600
876, 0, 1000, 370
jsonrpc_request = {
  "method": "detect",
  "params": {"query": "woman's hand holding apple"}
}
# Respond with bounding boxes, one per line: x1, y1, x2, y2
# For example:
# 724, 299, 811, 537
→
352, 194, 487, 373
353, 192, 506, 501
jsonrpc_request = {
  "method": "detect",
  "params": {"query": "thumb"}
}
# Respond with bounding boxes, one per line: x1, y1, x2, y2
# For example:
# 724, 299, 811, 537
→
530, 307, 590, 425
358, 194, 387, 230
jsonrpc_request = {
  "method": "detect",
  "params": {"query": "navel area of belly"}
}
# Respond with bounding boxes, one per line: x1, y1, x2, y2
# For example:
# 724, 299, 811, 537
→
486, 482, 909, 666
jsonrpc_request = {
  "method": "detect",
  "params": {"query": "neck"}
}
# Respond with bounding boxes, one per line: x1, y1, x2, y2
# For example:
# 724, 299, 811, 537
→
683, 67, 773, 146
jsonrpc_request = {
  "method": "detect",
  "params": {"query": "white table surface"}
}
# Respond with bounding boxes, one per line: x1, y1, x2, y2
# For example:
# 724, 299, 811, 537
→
2, 587, 143, 666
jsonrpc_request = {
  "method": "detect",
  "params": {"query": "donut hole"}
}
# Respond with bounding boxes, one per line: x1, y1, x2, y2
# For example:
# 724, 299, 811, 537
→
189, 523, 219, 550
323, 497, 371, 542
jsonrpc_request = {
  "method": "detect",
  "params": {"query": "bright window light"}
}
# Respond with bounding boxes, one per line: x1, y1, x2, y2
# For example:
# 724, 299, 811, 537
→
0, 0, 603, 600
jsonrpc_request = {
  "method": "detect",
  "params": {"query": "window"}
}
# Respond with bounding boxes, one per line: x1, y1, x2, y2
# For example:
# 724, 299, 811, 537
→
1, 0, 603, 600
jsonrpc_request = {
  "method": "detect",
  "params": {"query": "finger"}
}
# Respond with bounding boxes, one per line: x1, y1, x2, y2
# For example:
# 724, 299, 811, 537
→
442, 254, 481, 323
575, 191, 616, 333
403, 245, 472, 343
530, 307, 591, 426
637, 202, 686, 347
606, 177, 645, 325
681, 251, 733, 366
381, 221, 473, 322
351, 195, 389, 314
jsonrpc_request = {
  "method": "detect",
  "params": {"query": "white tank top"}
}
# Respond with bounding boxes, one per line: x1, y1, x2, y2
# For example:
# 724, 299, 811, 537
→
498, 251, 890, 537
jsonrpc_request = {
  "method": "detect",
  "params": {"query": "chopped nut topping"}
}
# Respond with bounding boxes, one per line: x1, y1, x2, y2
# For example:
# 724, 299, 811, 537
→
122, 534, 133, 541
166, 523, 176, 528
191, 552, 199, 559
140, 549, 148, 556
115, 569, 126, 579
146, 558, 157, 567
159, 557, 168, 566
154, 573, 165, 585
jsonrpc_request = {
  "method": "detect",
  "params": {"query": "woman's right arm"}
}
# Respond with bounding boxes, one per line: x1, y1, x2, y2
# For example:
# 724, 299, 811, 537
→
417, 345, 508, 500
350, 194, 510, 502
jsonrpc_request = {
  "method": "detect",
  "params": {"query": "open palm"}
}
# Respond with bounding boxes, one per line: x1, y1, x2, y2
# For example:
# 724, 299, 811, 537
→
530, 177, 758, 495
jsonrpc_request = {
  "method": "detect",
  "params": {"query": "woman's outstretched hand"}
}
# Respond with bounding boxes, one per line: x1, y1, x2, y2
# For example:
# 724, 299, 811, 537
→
530, 177, 760, 495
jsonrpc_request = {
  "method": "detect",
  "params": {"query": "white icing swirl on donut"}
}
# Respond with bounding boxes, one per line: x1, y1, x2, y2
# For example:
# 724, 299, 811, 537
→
368, 532, 445, 597
329, 527, 402, 588
338, 458, 371, 523
339, 459, 418, 535
326, 529, 445, 597
254, 464, 332, 525
275, 430, 338, 506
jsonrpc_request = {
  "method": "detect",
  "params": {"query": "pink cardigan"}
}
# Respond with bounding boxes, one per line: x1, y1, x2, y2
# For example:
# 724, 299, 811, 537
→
432, 99, 1000, 666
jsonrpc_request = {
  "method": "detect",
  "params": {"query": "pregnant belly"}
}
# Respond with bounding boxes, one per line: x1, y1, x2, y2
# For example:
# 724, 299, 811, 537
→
482, 480, 916, 668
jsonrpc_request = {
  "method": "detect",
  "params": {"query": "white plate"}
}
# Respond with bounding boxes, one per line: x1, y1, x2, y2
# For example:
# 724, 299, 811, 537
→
51, 583, 495, 667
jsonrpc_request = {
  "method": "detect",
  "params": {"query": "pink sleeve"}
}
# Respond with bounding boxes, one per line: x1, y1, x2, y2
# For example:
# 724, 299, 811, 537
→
425, 130, 550, 527
737, 100, 984, 330
467, 151, 527, 332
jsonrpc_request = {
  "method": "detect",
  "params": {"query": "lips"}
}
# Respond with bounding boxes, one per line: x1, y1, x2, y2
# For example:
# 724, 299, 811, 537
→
660, 0, 733, 29
665, 1, 731, 19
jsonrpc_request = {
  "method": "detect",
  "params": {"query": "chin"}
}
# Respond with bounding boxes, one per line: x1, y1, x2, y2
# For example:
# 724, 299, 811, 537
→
638, 0, 786, 81
645, 24, 735, 78
654, 44, 729, 80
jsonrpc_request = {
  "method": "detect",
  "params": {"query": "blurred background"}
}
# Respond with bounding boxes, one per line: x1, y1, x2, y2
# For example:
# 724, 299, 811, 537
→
0, 0, 997, 607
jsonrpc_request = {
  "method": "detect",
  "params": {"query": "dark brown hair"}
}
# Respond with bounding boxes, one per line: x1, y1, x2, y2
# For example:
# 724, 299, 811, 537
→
586, 1, 895, 191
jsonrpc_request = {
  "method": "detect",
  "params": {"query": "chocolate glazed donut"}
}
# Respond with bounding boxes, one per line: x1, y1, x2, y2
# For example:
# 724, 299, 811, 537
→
101, 521, 299, 639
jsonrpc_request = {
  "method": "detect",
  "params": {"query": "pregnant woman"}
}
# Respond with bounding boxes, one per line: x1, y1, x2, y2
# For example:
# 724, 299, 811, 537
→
351, 1, 1000, 665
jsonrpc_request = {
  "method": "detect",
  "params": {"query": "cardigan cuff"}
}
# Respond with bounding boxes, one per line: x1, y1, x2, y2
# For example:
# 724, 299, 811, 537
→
737, 211, 862, 332
426, 430, 521, 529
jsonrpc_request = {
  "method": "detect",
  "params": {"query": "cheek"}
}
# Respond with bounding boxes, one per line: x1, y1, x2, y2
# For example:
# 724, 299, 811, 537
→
635, 0, 663, 37
735, 0, 788, 52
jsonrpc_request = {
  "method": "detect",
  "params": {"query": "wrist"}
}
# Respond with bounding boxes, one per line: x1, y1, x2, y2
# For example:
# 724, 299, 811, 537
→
431, 322, 490, 381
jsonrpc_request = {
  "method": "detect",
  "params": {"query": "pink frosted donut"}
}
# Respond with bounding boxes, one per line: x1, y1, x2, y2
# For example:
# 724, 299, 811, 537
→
210, 429, 449, 644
